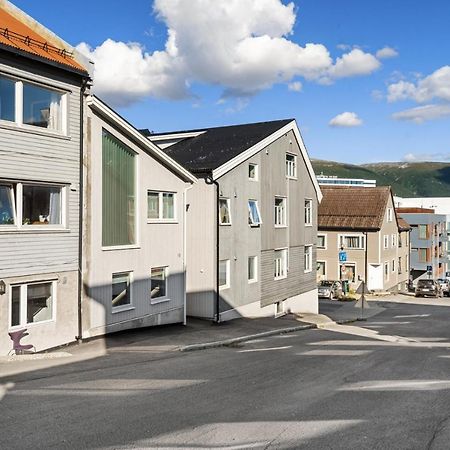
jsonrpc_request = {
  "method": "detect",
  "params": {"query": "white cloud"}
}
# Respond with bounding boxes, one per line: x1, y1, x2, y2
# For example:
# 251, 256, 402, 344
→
78, 0, 384, 107
288, 81, 302, 92
403, 152, 450, 162
329, 112, 363, 127
376, 47, 398, 59
392, 104, 450, 123
387, 66, 450, 103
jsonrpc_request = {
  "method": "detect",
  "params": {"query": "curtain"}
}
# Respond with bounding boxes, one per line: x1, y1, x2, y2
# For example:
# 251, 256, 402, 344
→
48, 188, 61, 224
48, 92, 61, 130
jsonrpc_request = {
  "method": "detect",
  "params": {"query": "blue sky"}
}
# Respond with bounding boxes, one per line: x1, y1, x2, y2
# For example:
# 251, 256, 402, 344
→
12, 0, 450, 164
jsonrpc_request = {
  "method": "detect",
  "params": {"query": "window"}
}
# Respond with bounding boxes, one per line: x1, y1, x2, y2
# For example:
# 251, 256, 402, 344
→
384, 262, 389, 280
304, 245, 312, 272
0, 182, 64, 228
317, 261, 326, 278
102, 130, 136, 247
248, 256, 257, 283
248, 200, 262, 226
391, 259, 395, 273
218, 198, 231, 225
305, 199, 312, 226
274, 197, 286, 227
219, 260, 230, 289
147, 191, 176, 221
317, 234, 326, 249
418, 248, 427, 262
150, 267, 168, 300
340, 263, 356, 282
391, 234, 397, 247
112, 272, 132, 310
339, 235, 365, 250
419, 225, 428, 239
274, 249, 288, 279
387, 208, 393, 222
398, 257, 402, 274
248, 163, 258, 181
383, 235, 389, 249
10, 281, 54, 328
0, 75, 65, 132
286, 153, 297, 178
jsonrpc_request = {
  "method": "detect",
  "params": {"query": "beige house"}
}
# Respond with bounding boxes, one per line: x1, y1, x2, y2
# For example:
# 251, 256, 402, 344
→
317, 186, 410, 292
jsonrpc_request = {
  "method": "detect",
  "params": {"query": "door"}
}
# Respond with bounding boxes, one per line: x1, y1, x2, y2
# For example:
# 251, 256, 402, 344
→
368, 264, 383, 290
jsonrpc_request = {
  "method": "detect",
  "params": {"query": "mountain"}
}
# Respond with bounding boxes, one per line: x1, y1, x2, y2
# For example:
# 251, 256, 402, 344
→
311, 160, 450, 197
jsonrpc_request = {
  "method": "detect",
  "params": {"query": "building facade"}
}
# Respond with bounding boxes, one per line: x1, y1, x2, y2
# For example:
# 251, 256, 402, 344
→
0, 2, 89, 353
317, 187, 410, 292
147, 119, 322, 320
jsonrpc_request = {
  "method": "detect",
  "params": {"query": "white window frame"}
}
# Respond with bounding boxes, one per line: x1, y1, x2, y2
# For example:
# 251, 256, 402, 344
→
111, 271, 134, 313
391, 259, 396, 273
274, 196, 287, 227
387, 208, 393, 222
305, 199, 312, 227
9, 280, 56, 329
391, 234, 397, 247
274, 248, 288, 280
338, 234, 365, 250
384, 262, 389, 280
150, 266, 169, 304
286, 153, 297, 179
248, 199, 262, 226
218, 198, 232, 226
317, 260, 326, 278
248, 163, 258, 181
339, 262, 357, 283
0, 180, 67, 231
248, 256, 258, 283
0, 73, 68, 135
304, 245, 313, 273
317, 234, 327, 249
147, 190, 177, 223
383, 235, 389, 249
219, 259, 230, 290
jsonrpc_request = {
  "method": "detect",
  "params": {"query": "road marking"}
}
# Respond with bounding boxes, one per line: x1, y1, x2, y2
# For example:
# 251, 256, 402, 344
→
237, 346, 292, 353
394, 314, 430, 318
340, 380, 450, 391
299, 350, 371, 356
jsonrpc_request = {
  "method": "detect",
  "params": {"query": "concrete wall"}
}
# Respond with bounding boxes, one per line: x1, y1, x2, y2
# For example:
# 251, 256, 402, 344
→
82, 106, 190, 338
0, 54, 83, 354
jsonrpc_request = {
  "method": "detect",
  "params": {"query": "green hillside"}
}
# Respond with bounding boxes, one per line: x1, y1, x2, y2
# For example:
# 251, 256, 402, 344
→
312, 160, 450, 197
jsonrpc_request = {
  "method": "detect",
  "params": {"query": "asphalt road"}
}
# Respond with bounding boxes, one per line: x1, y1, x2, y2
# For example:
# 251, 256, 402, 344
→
2, 298, 450, 449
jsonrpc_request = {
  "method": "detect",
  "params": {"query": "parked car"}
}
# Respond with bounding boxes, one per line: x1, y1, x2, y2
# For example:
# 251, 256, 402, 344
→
415, 279, 442, 298
318, 280, 343, 300
437, 279, 450, 297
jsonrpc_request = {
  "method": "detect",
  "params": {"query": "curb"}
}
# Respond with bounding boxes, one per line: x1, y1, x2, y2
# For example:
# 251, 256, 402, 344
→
179, 323, 318, 352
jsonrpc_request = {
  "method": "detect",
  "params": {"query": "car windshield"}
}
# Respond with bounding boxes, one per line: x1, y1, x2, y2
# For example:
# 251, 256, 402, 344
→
418, 280, 434, 287
319, 281, 333, 287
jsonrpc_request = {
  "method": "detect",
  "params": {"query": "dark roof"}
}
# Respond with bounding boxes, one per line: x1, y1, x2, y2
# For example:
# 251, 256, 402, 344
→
149, 119, 293, 173
318, 186, 391, 231
396, 207, 435, 214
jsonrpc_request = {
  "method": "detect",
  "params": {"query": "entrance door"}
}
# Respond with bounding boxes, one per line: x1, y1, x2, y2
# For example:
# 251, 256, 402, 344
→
368, 264, 383, 290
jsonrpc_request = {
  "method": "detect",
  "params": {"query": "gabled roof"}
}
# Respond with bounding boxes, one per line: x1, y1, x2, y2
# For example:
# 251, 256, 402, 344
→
147, 119, 322, 201
397, 217, 411, 231
0, 2, 88, 75
87, 96, 197, 184
318, 186, 391, 231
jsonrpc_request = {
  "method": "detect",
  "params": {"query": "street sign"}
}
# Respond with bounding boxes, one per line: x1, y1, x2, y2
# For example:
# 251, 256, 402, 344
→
339, 251, 347, 262
427, 265, 432, 272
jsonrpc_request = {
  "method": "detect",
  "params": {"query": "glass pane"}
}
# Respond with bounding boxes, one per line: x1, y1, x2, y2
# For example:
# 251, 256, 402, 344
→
151, 267, 166, 299
11, 286, 21, 327
22, 185, 61, 225
23, 83, 62, 130
219, 260, 228, 287
219, 199, 230, 224
0, 185, 15, 225
249, 164, 256, 179
248, 201, 260, 224
147, 192, 160, 219
112, 273, 131, 307
0, 76, 15, 122
163, 193, 174, 219
248, 257, 256, 280
102, 131, 135, 246
27, 283, 53, 323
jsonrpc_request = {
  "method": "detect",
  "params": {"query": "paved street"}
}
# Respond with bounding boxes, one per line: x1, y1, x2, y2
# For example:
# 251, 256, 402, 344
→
2, 297, 450, 449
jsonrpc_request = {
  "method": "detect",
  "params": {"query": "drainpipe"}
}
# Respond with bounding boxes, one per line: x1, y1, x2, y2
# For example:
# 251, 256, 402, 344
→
76, 78, 89, 342
183, 183, 194, 325
206, 174, 220, 324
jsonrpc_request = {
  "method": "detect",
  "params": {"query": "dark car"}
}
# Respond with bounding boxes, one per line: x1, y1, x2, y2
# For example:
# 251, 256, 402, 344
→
318, 280, 343, 300
415, 279, 442, 298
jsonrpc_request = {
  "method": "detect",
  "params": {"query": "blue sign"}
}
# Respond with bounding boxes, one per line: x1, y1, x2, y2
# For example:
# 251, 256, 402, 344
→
427, 265, 432, 272
339, 251, 347, 262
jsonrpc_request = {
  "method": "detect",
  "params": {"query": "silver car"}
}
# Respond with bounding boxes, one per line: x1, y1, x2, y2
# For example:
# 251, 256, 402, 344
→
318, 280, 343, 300
437, 279, 449, 297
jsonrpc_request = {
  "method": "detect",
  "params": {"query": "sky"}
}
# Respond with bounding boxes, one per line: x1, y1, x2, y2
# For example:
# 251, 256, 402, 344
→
11, 0, 450, 164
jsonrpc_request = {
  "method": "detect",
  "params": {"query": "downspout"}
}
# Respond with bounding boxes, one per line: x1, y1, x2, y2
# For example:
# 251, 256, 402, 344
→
183, 183, 194, 325
76, 78, 89, 342
206, 174, 220, 324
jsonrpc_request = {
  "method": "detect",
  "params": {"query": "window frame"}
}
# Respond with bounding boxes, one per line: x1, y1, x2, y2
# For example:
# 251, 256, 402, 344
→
274, 196, 287, 228
383, 235, 389, 249
219, 259, 230, 290
111, 271, 134, 313
218, 197, 232, 226
418, 224, 428, 240
147, 190, 177, 223
338, 234, 365, 250
248, 256, 258, 284
391, 234, 397, 247
317, 234, 327, 249
248, 163, 258, 181
387, 208, 393, 222
317, 260, 326, 279
304, 245, 313, 273
0, 180, 67, 231
9, 280, 56, 329
248, 199, 262, 226
384, 262, 389, 280
285, 153, 297, 179
0, 73, 68, 136
150, 266, 169, 304
305, 198, 313, 227
274, 248, 288, 280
